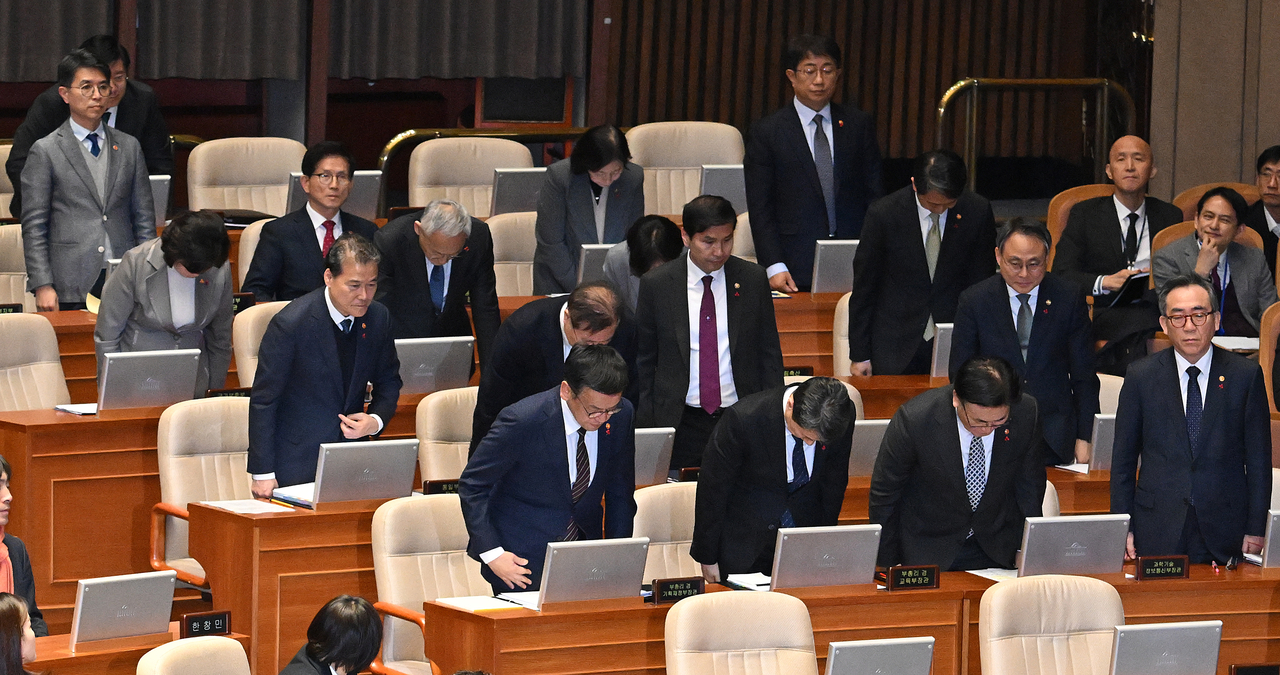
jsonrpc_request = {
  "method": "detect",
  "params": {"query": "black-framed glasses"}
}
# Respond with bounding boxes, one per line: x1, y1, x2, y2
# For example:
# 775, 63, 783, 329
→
1165, 312, 1214, 327
309, 172, 351, 185
959, 402, 1008, 430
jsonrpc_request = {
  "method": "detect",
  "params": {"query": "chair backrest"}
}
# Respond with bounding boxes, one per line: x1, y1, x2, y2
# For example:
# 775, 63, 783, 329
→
372, 494, 490, 665
157, 397, 252, 563
136, 635, 251, 675
187, 137, 307, 216
416, 386, 478, 481
0, 313, 70, 411
1151, 220, 1262, 255
1173, 182, 1262, 221
1043, 480, 1060, 517
236, 218, 272, 288
0, 224, 36, 311
1261, 302, 1280, 414
1097, 374, 1123, 416
231, 301, 289, 387
486, 211, 537, 296
625, 122, 745, 215
407, 138, 534, 218
979, 574, 1124, 675
1047, 184, 1114, 270
0, 144, 12, 219
781, 375, 865, 421
833, 292, 852, 377
665, 591, 818, 675
732, 211, 756, 263
633, 482, 699, 581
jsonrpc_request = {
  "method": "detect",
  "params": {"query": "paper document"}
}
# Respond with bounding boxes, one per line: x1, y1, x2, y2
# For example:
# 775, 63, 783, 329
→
966, 568, 1019, 582
1054, 463, 1089, 474
55, 403, 98, 415
200, 499, 294, 514
1211, 336, 1259, 351
271, 482, 317, 508
435, 596, 527, 612
496, 591, 541, 611
724, 573, 772, 591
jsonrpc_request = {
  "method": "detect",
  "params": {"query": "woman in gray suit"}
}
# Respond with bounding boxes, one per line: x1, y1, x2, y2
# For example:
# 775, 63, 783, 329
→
94, 210, 233, 396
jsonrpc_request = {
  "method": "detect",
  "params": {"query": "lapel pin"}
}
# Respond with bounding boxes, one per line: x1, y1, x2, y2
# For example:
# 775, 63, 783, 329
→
1219, 376, 1225, 381
112, 145, 118, 151
197, 278, 208, 285
837, 119, 844, 127
1045, 299, 1051, 305
605, 423, 611, 435
734, 283, 740, 288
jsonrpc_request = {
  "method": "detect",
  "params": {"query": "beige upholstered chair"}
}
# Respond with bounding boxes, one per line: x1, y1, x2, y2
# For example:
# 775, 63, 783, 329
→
487, 211, 536, 296
0, 224, 36, 311
416, 386, 477, 482
136, 635, 251, 675
0, 143, 12, 218
733, 211, 756, 263
979, 574, 1124, 675
407, 138, 534, 218
187, 137, 306, 216
1173, 181, 1261, 221
371, 494, 488, 675
625, 122, 746, 215
833, 292, 852, 377
1043, 480, 1060, 517
1262, 302, 1280, 413
782, 375, 865, 421
633, 482, 699, 581
665, 591, 818, 675
231, 301, 288, 387
1047, 184, 1114, 271
236, 218, 272, 288
1097, 374, 1123, 416
0, 313, 70, 411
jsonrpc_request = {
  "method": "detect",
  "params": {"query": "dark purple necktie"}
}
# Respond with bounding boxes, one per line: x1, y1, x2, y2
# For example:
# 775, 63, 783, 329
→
699, 275, 721, 415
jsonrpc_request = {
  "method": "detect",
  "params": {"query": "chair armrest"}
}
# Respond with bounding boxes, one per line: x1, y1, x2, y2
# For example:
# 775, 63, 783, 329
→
370, 601, 435, 675
149, 502, 206, 587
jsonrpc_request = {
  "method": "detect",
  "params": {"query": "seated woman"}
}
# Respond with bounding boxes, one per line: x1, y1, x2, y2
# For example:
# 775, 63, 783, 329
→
93, 210, 234, 397
534, 125, 645, 294
0, 592, 37, 675
280, 595, 382, 675
0, 456, 44, 638
603, 215, 683, 311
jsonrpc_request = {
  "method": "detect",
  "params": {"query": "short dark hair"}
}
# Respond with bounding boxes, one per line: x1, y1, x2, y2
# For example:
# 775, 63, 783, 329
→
304, 595, 382, 674
566, 281, 622, 333
570, 125, 631, 175
56, 49, 109, 88
953, 356, 1021, 408
996, 217, 1051, 255
784, 34, 842, 71
1158, 273, 1218, 315
626, 215, 683, 277
0, 454, 10, 481
302, 140, 355, 176
681, 195, 737, 237
790, 377, 854, 443
564, 344, 629, 396
325, 232, 381, 276
161, 210, 230, 274
79, 34, 130, 71
912, 150, 968, 200
0, 593, 31, 675
1196, 186, 1249, 223
1257, 145, 1280, 173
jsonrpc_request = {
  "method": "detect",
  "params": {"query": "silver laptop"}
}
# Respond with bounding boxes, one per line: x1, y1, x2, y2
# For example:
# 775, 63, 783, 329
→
700, 164, 747, 214
848, 419, 888, 476
1017, 514, 1130, 577
930, 323, 954, 378
149, 174, 170, 222
1109, 621, 1222, 675
272, 439, 419, 507
577, 243, 613, 284
1090, 414, 1117, 472
811, 240, 859, 293
635, 427, 675, 485
536, 537, 650, 606
394, 336, 475, 395
69, 570, 176, 651
770, 524, 881, 589
825, 636, 935, 675
490, 167, 547, 216
1253, 510, 1280, 567
98, 349, 202, 411
288, 170, 382, 221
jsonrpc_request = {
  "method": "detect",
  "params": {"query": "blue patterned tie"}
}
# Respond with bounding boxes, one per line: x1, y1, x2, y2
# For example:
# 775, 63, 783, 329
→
965, 434, 986, 538
781, 436, 809, 528
86, 132, 100, 157
429, 264, 446, 316
340, 318, 352, 334
1186, 366, 1202, 450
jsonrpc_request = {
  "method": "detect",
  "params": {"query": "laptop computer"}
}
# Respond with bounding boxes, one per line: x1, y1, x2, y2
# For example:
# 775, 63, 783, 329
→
929, 323, 954, 379
635, 427, 675, 485
699, 164, 747, 214
288, 170, 382, 221
577, 243, 613, 284
69, 570, 176, 651
98, 349, 202, 411
1245, 510, 1280, 567
394, 336, 475, 395
271, 439, 419, 508
1109, 621, 1222, 675
528, 537, 650, 609
149, 174, 170, 222
1017, 514, 1130, 577
490, 167, 548, 216
810, 240, 859, 293
825, 636, 935, 675
848, 419, 888, 476
1090, 414, 1117, 472
770, 524, 881, 589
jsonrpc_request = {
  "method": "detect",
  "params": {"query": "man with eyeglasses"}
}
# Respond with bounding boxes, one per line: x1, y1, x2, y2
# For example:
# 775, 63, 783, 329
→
241, 141, 378, 301
20, 49, 155, 311
460, 344, 636, 594
1111, 274, 1271, 565
950, 218, 1100, 465
870, 355, 1045, 570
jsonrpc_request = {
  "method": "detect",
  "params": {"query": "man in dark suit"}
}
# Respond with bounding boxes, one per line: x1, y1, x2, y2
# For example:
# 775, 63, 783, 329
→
6, 35, 172, 218
241, 141, 378, 301
691, 377, 854, 579
744, 34, 882, 292
870, 356, 1045, 570
374, 199, 500, 369
636, 195, 785, 472
1111, 274, 1271, 564
1244, 145, 1280, 272
247, 234, 402, 495
460, 345, 637, 593
847, 150, 996, 376
951, 218, 1099, 465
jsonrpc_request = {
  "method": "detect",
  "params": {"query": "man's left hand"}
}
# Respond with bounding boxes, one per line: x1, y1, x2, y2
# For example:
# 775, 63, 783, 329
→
1244, 535, 1265, 555
1073, 439, 1092, 464
339, 413, 379, 439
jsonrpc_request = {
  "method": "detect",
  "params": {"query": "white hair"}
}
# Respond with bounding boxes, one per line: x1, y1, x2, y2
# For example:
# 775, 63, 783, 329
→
420, 199, 472, 238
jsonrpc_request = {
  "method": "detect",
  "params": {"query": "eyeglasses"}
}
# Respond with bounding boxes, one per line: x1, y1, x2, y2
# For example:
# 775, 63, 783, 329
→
1165, 312, 1214, 327
74, 83, 111, 98
794, 66, 838, 79
959, 403, 1008, 431
1003, 259, 1044, 273
579, 399, 623, 420
308, 172, 351, 185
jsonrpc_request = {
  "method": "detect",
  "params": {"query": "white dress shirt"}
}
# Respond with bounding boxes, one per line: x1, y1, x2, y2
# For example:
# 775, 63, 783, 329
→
306, 202, 344, 251
955, 414, 995, 480
684, 256, 738, 409
1093, 196, 1150, 295
781, 386, 815, 482
104, 105, 118, 128
764, 98, 837, 280
1265, 207, 1279, 236
1173, 348, 1213, 413
915, 196, 949, 246
559, 302, 573, 360
166, 266, 196, 328
1007, 283, 1040, 330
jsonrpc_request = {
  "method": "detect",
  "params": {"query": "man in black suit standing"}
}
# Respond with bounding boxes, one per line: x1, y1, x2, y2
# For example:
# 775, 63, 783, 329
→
374, 199, 500, 369
745, 34, 882, 292
636, 195, 785, 472
1244, 145, 1280, 272
691, 377, 854, 579
241, 141, 378, 301
1111, 274, 1271, 563
951, 218, 1099, 465
870, 356, 1045, 570
847, 150, 996, 376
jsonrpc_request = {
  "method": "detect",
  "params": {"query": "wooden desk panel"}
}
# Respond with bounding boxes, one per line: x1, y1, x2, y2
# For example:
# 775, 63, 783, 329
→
843, 375, 934, 419
839, 471, 1111, 526
29, 622, 250, 675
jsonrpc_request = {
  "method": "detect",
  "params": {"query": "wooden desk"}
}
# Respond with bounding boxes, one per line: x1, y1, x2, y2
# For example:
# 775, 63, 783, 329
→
29, 622, 250, 675
839, 470, 1112, 525
844, 374, 935, 419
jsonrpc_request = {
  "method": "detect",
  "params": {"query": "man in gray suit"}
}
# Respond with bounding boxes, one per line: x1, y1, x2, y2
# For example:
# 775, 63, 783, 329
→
21, 49, 155, 311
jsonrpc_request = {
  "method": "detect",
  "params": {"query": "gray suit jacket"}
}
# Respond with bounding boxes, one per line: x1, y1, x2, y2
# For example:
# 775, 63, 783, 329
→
21, 121, 155, 302
1152, 234, 1278, 332
94, 238, 233, 396
602, 241, 640, 312
533, 158, 644, 294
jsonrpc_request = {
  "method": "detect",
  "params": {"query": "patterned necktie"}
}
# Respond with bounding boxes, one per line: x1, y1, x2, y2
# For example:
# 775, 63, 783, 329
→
812, 114, 837, 236
965, 434, 986, 512
1016, 293, 1033, 362
564, 429, 590, 541
86, 132, 101, 157
1186, 365, 1203, 451
699, 275, 721, 414
789, 435, 809, 491
339, 318, 352, 334
1124, 212, 1140, 264
923, 213, 942, 341
321, 220, 336, 257
429, 264, 446, 316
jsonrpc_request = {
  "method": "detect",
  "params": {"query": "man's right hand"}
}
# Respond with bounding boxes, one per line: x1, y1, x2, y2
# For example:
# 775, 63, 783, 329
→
1125, 532, 1136, 560
34, 286, 57, 312
850, 361, 872, 377
488, 552, 532, 590
251, 479, 278, 499
1101, 268, 1139, 293
700, 563, 721, 583
769, 271, 798, 293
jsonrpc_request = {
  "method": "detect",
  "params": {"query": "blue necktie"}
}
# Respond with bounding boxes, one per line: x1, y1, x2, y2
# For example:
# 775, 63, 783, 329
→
1186, 365, 1202, 451
429, 264, 445, 315
86, 132, 100, 157
340, 318, 352, 334
781, 436, 809, 528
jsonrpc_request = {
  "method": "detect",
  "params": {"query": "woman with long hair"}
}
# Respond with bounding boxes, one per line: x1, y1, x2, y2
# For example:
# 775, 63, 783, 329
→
0, 592, 37, 675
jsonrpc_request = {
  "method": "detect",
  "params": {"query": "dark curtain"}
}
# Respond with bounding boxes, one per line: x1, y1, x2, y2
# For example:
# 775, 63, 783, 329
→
135, 0, 305, 80
0, 0, 111, 82
330, 0, 588, 80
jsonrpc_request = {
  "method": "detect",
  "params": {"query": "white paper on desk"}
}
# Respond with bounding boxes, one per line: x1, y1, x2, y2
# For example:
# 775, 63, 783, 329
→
1054, 463, 1089, 474
496, 591, 541, 611
725, 573, 772, 591
54, 403, 98, 415
1212, 336, 1260, 351
967, 568, 1019, 582
199, 499, 294, 514
436, 596, 527, 612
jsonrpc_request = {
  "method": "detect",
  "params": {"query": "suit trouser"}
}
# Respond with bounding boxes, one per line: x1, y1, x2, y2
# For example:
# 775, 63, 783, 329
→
1177, 505, 1216, 564
670, 405, 723, 470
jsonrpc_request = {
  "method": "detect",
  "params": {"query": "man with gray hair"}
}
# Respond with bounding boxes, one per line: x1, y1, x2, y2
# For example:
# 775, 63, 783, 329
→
374, 198, 500, 368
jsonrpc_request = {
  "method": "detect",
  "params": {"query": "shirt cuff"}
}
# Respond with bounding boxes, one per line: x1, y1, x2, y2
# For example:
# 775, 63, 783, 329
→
479, 547, 506, 565
765, 262, 789, 279
1092, 276, 1109, 295
370, 414, 384, 434
251, 473, 276, 481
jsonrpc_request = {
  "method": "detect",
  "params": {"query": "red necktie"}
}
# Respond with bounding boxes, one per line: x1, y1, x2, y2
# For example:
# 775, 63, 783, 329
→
699, 275, 721, 414
321, 220, 336, 257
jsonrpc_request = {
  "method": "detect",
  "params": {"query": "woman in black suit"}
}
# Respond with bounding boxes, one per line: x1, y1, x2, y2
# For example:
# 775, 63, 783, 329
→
279, 595, 381, 675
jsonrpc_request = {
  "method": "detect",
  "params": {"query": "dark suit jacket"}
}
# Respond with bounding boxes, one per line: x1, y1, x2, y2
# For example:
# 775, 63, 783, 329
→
3, 533, 46, 636
1244, 200, 1279, 275
690, 387, 854, 574
241, 208, 379, 302
950, 273, 1100, 464
247, 288, 402, 486
1151, 234, 1278, 334
635, 253, 785, 428
460, 388, 637, 591
6, 80, 172, 217
1053, 195, 1184, 294
278, 647, 327, 675
847, 186, 997, 374
744, 101, 883, 287
869, 386, 1045, 569
1111, 347, 1272, 562
373, 211, 501, 368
